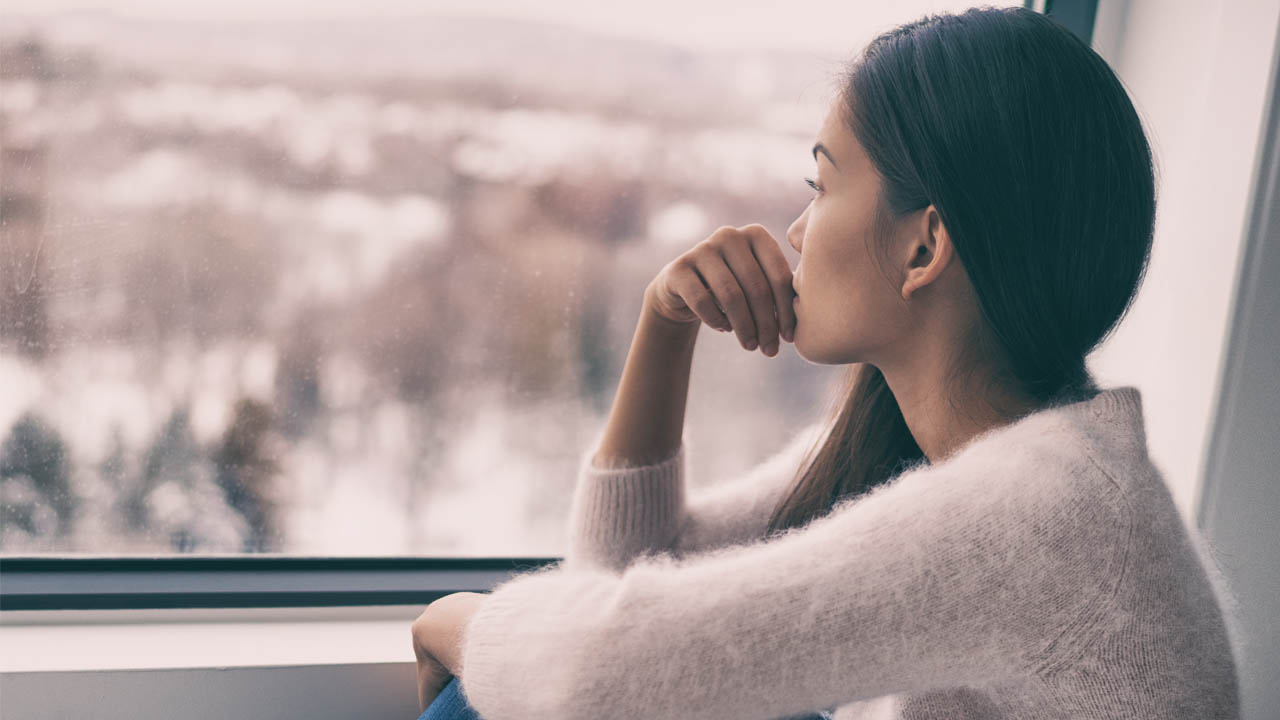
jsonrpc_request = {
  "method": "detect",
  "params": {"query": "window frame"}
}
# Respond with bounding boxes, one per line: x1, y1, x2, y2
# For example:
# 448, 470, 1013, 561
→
0, 556, 559, 610
1024, 0, 1098, 46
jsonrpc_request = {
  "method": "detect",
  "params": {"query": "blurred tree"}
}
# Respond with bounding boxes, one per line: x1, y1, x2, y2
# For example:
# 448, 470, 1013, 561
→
130, 410, 202, 539
0, 413, 76, 538
275, 308, 328, 439
129, 407, 244, 552
99, 426, 132, 538
98, 426, 130, 491
214, 397, 282, 553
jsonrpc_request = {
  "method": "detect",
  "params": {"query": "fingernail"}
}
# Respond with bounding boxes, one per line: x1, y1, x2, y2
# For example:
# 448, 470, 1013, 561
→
746, 339, 757, 350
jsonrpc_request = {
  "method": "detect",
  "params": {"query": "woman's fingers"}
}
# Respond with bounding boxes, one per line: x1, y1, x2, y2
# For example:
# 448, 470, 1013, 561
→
745, 225, 797, 343
654, 223, 794, 355
710, 224, 792, 355
668, 261, 732, 331
694, 249, 758, 350
720, 239, 779, 353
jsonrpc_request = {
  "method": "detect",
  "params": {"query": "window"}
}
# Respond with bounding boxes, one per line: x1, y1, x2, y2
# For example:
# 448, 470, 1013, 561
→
0, 0, 1024, 563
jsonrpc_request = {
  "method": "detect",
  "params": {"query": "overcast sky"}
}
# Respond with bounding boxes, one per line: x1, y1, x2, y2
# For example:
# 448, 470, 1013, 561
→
3, 1, 1020, 54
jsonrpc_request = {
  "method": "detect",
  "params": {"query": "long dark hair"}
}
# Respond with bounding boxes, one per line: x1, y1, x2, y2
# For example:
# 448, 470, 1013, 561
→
767, 6, 1157, 534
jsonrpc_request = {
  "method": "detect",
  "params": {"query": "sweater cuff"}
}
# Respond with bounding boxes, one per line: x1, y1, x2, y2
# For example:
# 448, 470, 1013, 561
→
457, 580, 526, 719
564, 441, 686, 572
457, 565, 594, 720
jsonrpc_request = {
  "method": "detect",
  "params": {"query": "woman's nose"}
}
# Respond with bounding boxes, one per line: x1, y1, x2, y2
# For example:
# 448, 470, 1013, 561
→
787, 208, 806, 253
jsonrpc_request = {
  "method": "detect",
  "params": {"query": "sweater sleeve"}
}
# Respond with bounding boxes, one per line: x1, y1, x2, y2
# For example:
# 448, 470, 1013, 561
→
562, 421, 826, 573
459, 450, 1132, 720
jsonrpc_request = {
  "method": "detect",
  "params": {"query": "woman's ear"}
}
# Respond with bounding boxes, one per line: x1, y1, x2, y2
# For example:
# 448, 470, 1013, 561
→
901, 206, 953, 301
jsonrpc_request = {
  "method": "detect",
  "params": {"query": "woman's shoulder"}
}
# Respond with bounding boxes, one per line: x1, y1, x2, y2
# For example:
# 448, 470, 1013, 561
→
928, 387, 1154, 501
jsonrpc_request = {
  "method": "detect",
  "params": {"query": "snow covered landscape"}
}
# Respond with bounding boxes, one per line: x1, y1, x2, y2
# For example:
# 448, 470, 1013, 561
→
0, 10, 842, 556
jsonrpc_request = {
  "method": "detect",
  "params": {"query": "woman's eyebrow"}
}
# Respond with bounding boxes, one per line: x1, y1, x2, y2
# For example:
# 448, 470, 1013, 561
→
812, 142, 839, 171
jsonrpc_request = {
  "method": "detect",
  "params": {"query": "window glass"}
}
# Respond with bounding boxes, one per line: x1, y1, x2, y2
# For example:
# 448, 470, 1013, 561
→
0, 1, 1018, 555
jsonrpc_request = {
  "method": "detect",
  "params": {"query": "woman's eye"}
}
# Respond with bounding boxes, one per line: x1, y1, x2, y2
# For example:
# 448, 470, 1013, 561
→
804, 177, 822, 194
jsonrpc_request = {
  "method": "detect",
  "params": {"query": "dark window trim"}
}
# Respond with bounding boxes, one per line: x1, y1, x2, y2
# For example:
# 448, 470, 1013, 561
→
0, 556, 560, 610
1025, 0, 1099, 46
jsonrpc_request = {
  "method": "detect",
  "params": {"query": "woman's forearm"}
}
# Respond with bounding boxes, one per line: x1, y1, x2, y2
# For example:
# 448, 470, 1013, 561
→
593, 289, 701, 468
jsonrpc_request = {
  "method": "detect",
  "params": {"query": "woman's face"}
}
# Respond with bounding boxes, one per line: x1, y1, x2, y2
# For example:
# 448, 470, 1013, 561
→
786, 98, 915, 366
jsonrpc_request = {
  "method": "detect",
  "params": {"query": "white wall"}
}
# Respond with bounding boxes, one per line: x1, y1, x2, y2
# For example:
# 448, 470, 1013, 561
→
1194, 10, 1280, 716
1087, 0, 1280, 519
1090, 4, 1280, 716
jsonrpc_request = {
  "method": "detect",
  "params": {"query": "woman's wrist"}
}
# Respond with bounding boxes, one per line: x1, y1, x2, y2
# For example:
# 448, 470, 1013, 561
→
641, 283, 703, 339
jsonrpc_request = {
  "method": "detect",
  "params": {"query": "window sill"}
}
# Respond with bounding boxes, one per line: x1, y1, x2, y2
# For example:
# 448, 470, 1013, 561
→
1, 606, 429, 719
0, 604, 424, 672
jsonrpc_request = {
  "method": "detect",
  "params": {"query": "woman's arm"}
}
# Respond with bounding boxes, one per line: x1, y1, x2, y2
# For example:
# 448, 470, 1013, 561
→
592, 285, 700, 469
461, 451, 1131, 720
566, 225, 798, 573
565, 419, 824, 573
560, 292, 697, 574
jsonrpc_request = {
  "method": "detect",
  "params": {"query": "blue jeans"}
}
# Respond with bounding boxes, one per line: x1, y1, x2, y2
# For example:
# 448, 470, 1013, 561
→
417, 676, 482, 720
415, 676, 833, 720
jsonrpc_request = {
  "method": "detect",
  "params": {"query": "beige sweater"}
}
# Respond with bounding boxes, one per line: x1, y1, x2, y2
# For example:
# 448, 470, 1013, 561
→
458, 386, 1241, 719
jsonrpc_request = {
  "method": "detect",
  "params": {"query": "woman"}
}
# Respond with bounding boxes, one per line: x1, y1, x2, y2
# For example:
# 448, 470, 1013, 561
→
411, 6, 1241, 719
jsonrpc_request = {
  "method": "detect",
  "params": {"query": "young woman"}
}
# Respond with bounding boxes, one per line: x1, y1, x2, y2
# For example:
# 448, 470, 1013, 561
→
411, 6, 1241, 719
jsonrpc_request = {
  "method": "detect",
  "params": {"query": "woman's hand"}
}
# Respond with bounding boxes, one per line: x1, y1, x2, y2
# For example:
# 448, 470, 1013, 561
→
411, 592, 488, 711
644, 224, 796, 357
412, 646, 452, 713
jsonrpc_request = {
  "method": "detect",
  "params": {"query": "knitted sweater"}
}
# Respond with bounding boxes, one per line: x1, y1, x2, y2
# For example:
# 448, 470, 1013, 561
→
458, 386, 1240, 719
